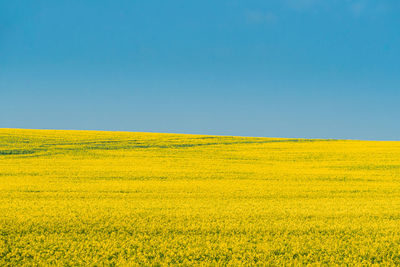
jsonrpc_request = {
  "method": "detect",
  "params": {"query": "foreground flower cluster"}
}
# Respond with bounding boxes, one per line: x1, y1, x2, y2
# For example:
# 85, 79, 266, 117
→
1, 128, 400, 265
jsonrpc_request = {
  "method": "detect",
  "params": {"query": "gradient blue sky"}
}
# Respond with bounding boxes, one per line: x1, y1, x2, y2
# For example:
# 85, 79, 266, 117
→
1, 0, 399, 140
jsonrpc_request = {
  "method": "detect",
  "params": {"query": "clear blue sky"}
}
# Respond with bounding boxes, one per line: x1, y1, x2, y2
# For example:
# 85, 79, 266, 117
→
1, 0, 399, 140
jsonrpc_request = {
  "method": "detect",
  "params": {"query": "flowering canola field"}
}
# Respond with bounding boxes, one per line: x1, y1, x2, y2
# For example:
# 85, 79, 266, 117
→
1, 128, 400, 265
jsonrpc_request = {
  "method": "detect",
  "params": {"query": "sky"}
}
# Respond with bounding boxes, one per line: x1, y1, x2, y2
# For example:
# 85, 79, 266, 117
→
1, 0, 399, 140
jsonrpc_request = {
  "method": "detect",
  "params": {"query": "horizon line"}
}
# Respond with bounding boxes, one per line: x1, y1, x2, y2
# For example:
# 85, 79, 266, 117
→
1, 127, 399, 142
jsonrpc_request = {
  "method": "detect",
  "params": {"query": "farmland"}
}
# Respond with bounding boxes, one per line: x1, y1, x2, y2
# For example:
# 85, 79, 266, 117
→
1, 128, 400, 265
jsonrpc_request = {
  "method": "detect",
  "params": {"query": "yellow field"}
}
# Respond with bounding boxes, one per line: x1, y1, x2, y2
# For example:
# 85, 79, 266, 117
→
1, 128, 400, 265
